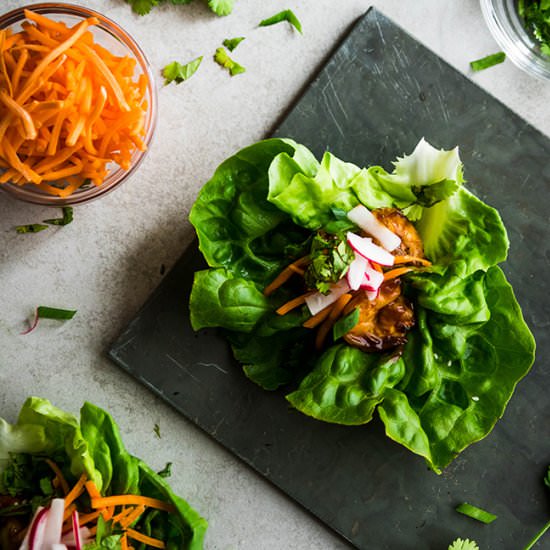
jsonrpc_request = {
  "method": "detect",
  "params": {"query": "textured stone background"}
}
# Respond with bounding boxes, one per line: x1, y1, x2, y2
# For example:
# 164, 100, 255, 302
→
1, 1, 549, 549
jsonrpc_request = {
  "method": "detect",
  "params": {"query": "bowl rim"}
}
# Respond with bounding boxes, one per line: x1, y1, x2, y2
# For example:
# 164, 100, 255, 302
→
480, 0, 550, 82
0, 2, 158, 206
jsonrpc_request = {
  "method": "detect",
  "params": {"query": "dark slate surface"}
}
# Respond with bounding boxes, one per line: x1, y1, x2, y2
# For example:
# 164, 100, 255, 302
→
109, 8, 550, 549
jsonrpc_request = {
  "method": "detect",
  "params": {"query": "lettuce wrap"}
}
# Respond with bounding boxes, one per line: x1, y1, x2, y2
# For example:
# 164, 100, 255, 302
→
0, 397, 207, 549
188, 138, 536, 473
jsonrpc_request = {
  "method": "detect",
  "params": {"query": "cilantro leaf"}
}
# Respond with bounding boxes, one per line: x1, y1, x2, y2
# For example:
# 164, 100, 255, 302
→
214, 47, 245, 76
207, 0, 235, 16
259, 9, 303, 33
223, 36, 245, 51
470, 52, 506, 71
154, 423, 161, 438
519, 0, 550, 56
157, 462, 172, 478
448, 539, 479, 550
126, 0, 160, 16
162, 57, 203, 85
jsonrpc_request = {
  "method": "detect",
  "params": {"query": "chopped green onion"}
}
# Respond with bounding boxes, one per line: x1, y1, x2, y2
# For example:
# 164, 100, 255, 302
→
470, 52, 506, 72
456, 502, 497, 524
259, 9, 302, 33
43, 206, 73, 226
157, 462, 172, 478
214, 47, 245, 76
223, 36, 245, 51
22, 306, 77, 335
15, 224, 48, 234
333, 307, 359, 341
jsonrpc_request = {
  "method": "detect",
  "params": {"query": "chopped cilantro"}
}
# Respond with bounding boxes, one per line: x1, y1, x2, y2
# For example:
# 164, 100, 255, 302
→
15, 223, 48, 234
22, 306, 77, 335
259, 9, 302, 33
154, 423, 161, 438
470, 52, 506, 71
163, 57, 203, 85
519, 0, 550, 56
448, 539, 479, 550
126, 0, 233, 16
223, 36, 245, 51
214, 47, 245, 76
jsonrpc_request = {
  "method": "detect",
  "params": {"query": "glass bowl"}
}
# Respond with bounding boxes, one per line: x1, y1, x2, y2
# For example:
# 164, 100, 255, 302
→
480, 0, 550, 81
0, 3, 157, 206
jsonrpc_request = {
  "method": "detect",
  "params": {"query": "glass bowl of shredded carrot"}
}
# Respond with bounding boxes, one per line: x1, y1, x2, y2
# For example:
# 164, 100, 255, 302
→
0, 3, 157, 205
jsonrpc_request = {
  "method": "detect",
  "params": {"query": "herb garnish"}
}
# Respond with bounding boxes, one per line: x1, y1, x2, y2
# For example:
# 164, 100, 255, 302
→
448, 539, 479, 550
470, 52, 506, 71
518, 0, 550, 56
456, 502, 497, 524
15, 224, 48, 234
154, 423, 161, 438
333, 308, 359, 341
126, 0, 234, 17
260, 9, 303, 33
223, 36, 245, 51
157, 462, 172, 478
43, 206, 73, 226
523, 465, 550, 550
163, 57, 203, 85
214, 47, 245, 76
305, 232, 353, 294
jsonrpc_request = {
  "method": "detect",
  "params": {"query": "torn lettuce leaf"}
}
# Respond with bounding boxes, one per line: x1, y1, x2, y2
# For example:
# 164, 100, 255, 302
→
189, 138, 535, 472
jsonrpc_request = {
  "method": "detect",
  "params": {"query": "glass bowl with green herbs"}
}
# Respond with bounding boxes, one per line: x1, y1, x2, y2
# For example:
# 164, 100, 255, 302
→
481, 0, 550, 80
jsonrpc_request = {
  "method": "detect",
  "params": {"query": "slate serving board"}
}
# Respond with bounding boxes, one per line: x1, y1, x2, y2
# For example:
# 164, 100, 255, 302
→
109, 8, 550, 548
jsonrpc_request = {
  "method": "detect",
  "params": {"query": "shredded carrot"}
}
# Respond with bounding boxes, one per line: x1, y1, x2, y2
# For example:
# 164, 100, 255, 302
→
302, 304, 333, 329
118, 504, 146, 528
91, 495, 176, 514
85, 480, 102, 500
264, 256, 310, 296
126, 528, 166, 549
393, 255, 431, 267
64, 472, 87, 510
315, 293, 353, 350
45, 459, 70, 495
0, 10, 149, 196
77, 510, 102, 526
275, 291, 313, 316
383, 267, 414, 281
63, 503, 77, 522
121, 533, 129, 550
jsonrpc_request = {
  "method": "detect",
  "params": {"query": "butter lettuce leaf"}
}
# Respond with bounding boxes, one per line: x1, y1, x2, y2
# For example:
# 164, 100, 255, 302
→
189, 138, 535, 472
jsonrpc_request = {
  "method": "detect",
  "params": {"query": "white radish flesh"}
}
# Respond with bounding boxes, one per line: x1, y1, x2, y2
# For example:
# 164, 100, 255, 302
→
347, 232, 395, 266
347, 205, 401, 251
42, 498, 65, 547
346, 254, 368, 290
26, 507, 48, 550
305, 279, 350, 316
363, 263, 384, 291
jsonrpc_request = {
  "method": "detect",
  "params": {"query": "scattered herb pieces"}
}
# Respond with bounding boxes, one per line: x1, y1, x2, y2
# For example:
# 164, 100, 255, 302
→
456, 502, 498, 524
223, 36, 245, 51
518, 0, 550, 56
43, 206, 74, 226
154, 423, 161, 438
22, 306, 77, 335
15, 224, 48, 234
523, 465, 550, 550
333, 308, 359, 341
470, 51, 506, 71
448, 539, 479, 550
163, 57, 203, 85
214, 47, 246, 76
260, 9, 303, 33
157, 462, 172, 478
126, 0, 234, 16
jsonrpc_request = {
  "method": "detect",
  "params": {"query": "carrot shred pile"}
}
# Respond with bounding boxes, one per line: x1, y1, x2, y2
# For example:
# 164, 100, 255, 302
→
0, 9, 148, 197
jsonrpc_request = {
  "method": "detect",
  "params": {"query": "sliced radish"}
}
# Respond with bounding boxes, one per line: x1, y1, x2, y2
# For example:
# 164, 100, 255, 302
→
305, 279, 350, 316
347, 205, 401, 251
51, 545, 69, 550
43, 498, 64, 547
72, 510, 82, 550
347, 232, 395, 266
27, 506, 48, 550
366, 288, 379, 301
346, 254, 368, 290
62, 527, 91, 547
364, 263, 384, 290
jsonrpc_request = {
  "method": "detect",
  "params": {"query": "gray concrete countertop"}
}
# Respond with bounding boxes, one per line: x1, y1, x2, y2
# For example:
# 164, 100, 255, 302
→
1, 1, 549, 548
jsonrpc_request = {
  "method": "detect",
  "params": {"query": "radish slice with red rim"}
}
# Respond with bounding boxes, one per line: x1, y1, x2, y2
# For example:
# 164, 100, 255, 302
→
72, 510, 82, 550
43, 498, 64, 547
347, 205, 401, 251
346, 254, 368, 290
347, 232, 395, 266
27, 506, 48, 550
364, 262, 384, 290
305, 279, 350, 316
